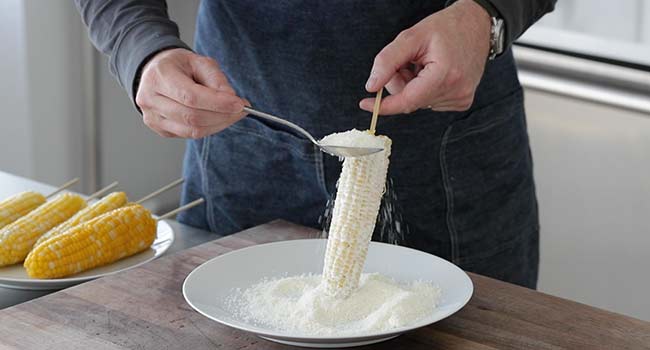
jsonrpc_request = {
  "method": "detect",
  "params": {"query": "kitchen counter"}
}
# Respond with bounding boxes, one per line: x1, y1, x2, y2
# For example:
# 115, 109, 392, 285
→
0, 217, 649, 349
0, 171, 220, 309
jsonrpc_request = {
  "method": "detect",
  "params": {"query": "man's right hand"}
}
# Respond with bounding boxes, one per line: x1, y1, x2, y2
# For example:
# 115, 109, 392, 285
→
135, 48, 247, 139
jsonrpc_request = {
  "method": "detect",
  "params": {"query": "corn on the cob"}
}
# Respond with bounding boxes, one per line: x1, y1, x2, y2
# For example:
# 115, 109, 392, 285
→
0, 193, 86, 266
0, 191, 47, 229
321, 130, 392, 298
34, 192, 128, 248
25, 204, 156, 279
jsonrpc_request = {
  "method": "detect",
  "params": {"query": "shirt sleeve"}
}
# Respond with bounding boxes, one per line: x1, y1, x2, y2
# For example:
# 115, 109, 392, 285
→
447, 0, 557, 47
487, 0, 557, 46
74, 0, 191, 101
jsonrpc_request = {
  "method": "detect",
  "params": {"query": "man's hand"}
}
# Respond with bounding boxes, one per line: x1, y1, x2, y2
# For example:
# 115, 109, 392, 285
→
136, 48, 247, 138
360, 0, 491, 114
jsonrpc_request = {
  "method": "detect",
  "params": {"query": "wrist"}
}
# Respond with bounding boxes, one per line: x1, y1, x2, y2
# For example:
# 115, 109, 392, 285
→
452, 0, 492, 59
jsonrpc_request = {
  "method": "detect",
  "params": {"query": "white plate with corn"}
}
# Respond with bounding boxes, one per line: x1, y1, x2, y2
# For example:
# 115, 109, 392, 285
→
183, 239, 473, 348
184, 128, 473, 348
0, 220, 173, 291
0, 179, 197, 291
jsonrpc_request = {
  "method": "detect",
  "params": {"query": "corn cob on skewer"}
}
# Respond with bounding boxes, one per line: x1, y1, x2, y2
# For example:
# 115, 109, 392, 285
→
321, 131, 392, 298
34, 192, 128, 248
0, 192, 47, 230
0, 193, 86, 266
25, 204, 156, 279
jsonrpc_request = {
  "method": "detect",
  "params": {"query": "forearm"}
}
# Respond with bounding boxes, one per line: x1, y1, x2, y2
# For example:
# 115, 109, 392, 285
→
447, 0, 556, 47
74, 0, 190, 100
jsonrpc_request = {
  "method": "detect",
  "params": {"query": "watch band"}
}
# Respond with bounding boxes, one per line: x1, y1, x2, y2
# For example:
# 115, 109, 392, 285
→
472, 0, 499, 18
471, 0, 505, 60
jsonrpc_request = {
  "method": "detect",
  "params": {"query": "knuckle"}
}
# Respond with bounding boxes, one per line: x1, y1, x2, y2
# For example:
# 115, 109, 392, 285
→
396, 28, 417, 42
180, 90, 196, 107
373, 53, 386, 68
151, 62, 166, 78
199, 56, 217, 68
135, 92, 148, 109
181, 108, 199, 126
445, 67, 463, 87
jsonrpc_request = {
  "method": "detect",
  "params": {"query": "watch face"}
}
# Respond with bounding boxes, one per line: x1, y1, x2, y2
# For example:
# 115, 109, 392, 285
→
494, 18, 505, 55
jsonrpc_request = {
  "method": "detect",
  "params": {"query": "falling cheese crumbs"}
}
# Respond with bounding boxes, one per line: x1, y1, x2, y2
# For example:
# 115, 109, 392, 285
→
226, 129, 441, 335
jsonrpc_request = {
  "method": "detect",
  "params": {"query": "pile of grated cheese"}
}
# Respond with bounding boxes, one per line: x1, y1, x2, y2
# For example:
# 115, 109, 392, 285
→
226, 273, 441, 336
319, 129, 386, 149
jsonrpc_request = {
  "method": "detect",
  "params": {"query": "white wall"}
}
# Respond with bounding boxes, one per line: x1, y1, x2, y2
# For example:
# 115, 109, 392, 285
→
526, 89, 650, 321
0, 1, 88, 192
23, 1, 89, 191
0, 0, 33, 178
0, 0, 198, 206
95, 0, 200, 211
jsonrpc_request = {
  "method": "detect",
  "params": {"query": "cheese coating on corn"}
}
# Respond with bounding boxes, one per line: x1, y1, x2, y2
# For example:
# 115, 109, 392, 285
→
25, 204, 156, 279
321, 130, 392, 298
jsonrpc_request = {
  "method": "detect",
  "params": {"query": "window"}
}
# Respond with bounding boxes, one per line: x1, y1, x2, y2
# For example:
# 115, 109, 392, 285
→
517, 0, 650, 67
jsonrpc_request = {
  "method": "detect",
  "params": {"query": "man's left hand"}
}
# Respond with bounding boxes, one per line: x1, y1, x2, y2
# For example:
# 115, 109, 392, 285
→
360, 0, 492, 114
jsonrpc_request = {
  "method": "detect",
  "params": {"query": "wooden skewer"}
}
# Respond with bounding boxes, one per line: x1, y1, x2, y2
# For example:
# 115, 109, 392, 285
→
86, 181, 119, 201
135, 178, 185, 204
157, 198, 205, 220
46, 178, 80, 198
369, 88, 383, 135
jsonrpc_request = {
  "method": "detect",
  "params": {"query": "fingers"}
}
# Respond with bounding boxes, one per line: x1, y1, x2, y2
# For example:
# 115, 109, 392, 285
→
364, 63, 447, 115
384, 68, 415, 96
190, 56, 236, 95
365, 29, 422, 92
157, 66, 244, 113
143, 109, 243, 139
155, 116, 236, 139
142, 94, 245, 139
150, 94, 243, 127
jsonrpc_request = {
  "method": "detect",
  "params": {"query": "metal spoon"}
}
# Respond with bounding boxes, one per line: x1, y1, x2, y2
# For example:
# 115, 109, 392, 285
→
243, 107, 383, 157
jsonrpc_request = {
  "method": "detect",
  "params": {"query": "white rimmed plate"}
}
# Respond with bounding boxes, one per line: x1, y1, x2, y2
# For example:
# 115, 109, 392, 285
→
0, 220, 174, 291
183, 239, 473, 348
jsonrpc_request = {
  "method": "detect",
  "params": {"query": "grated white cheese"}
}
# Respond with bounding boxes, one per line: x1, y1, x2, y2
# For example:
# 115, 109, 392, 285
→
319, 129, 386, 149
226, 273, 441, 336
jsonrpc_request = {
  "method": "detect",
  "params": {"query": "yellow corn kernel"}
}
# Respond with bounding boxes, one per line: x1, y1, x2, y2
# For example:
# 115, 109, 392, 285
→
0, 193, 86, 266
25, 204, 156, 279
34, 192, 128, 248
0, 191, 47, 229
321, 133, 392, 298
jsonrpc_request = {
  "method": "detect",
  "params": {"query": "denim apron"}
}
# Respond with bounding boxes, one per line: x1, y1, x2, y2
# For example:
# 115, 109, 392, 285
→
178, 0, 539, 288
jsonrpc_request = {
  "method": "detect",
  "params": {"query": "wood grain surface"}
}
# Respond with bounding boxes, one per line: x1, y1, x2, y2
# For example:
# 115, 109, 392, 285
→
0, 220, 648, 349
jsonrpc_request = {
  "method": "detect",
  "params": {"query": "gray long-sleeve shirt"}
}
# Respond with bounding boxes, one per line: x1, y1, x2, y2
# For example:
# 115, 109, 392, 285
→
74, 0, 555, 103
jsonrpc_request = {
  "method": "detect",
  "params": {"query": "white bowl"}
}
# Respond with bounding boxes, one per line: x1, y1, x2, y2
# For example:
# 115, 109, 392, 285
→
183, 239, 473, 348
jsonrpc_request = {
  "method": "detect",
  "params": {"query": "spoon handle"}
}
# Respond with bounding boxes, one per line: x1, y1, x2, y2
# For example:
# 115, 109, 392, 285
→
243, 107, 317, 144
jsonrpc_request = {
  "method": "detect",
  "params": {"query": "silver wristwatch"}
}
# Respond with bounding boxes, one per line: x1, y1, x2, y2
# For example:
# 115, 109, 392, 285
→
472, 0, 505, 60
488, 17, 505, 60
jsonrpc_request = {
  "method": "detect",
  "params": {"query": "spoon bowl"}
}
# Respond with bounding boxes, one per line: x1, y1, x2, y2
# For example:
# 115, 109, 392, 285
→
243, 107, 383, 158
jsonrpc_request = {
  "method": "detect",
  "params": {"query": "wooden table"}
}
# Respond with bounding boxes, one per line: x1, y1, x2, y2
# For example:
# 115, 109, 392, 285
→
0, 220, 648, 349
